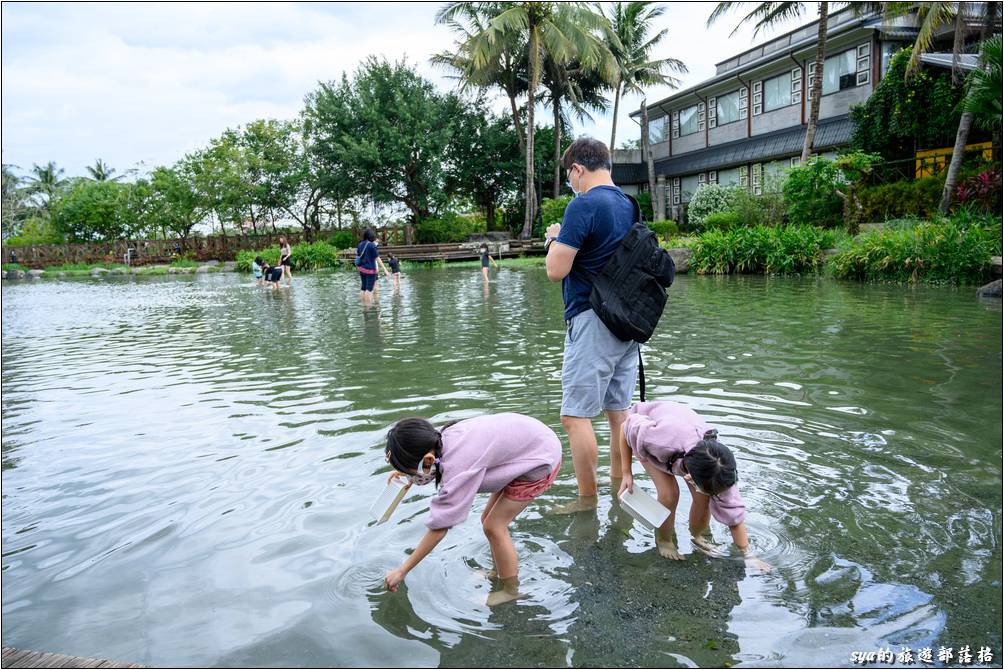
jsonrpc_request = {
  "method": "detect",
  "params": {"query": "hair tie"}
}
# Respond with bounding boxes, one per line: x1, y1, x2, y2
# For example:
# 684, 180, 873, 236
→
703, 429, 718, 441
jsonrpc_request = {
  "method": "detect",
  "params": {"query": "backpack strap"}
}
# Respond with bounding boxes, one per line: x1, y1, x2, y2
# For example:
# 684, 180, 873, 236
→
637, 346, 646, 403
624, 193, 644, 225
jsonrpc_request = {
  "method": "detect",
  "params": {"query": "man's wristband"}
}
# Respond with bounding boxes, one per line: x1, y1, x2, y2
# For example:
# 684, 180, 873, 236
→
544, 236, 556, 251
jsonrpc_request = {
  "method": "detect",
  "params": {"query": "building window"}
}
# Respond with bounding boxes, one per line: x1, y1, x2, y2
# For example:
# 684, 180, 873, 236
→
820, 49, 856, 95
678, 104, 700, 136
648, 117, 666, 144
680, 174, 701, 202
716, 90, 742, 125
717, 167, 742, 186
762, 73, 792, 112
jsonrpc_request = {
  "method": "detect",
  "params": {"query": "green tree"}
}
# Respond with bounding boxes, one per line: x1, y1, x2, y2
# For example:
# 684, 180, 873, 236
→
850, 47, 966, 160
2, 164, 33, 240
444, 103, 523, 230
149, 162, 207, 241
606, 1, 686, 219
963, 35, 1003, 133
85, 159, 121, 182
51, 179, 131, 242
433, 2, 529, 153
709, 2, 845, 163
436, 2, 615, 238
304, 58, 457, 226
25, 161, 66, 214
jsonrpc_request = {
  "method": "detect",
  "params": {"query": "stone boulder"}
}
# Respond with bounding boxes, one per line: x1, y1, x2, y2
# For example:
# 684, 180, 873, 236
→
222, 261, 237, 272
1, 270, 6, 280
131, 267, 143, 274
168, 267, 178, 274
977, 279, 1002, 298
56, 272, 67, 278
196, 265, 213, 273
27, 269, 45, 279
111, 267, 128, 275
6, 269, 24, 279
90, 268, 109, 277
203, 259, 221, 266
667, 247, 693, 274
180, 266, 196, 274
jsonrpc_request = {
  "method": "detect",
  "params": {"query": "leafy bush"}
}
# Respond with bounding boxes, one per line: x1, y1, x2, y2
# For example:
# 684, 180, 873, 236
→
541, 196, 573, 230
236, 241, 343, 272
647, 220, 678, 240
783, 158, 845, 228
691, 224, 842, 275
687, 184, 742, 229
829, 211, 1000, 284
5, 216, 64, 246
635, 191, 654, 221
729, 188, 785, 228
856, 176, 944, 222
416, 212, 487, 244
956, 166, 1002, 213
702, 212, 742, 231
328, 230, 357, 250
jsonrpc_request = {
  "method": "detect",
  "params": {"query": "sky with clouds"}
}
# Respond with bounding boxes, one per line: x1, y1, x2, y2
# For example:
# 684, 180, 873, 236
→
1, 2, 806, 180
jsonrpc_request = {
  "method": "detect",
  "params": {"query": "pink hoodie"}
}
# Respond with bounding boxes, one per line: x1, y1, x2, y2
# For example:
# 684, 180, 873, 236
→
624, 401, 746, 527
426, 413, 562, 530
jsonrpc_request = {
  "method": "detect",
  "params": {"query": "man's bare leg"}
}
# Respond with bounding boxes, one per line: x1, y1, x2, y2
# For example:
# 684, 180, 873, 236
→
551, 415, 598, 514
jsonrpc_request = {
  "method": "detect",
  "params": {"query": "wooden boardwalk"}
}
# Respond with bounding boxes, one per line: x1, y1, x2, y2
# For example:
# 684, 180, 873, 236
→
337, 238, 547, 263
1, 648, 142, 668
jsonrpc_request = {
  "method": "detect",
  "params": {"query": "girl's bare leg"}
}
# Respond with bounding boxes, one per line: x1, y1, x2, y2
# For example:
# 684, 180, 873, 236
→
482, 495, 531, 606
642, 461, 682, 559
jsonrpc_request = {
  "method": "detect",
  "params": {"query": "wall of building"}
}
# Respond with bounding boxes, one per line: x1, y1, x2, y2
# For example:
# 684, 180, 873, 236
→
751, 103, 801, 135
672, 130, 705, 155
650, 140, 671, 161
818, 83, 872, 119
709, 119, 747, 145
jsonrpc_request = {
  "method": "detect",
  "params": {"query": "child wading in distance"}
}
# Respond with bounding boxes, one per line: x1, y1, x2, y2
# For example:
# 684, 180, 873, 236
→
383, 414, 562, 605
618, 401, 770, 573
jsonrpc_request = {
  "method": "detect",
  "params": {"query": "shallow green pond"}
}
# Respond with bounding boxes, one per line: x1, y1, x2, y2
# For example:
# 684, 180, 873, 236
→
2, 269, 1001, 667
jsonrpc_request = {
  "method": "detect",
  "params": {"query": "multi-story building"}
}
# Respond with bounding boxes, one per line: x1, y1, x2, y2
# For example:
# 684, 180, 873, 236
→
610, 6, 988, 222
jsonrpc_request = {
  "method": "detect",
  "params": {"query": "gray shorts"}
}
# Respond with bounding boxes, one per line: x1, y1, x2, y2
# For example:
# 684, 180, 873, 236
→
561, 309, 639, 417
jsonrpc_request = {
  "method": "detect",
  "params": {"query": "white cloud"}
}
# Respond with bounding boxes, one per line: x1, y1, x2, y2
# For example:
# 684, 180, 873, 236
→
1, 1, 806, 177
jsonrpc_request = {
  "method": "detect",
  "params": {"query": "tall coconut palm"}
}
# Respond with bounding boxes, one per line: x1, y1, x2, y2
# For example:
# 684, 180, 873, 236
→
433, 2, 529, 152
542, 56, 611, 197
606, 2, 687, 220
25, 161, 66, 212
85, 158, 120, 182
437, 1, 615, 238
709, 2, 850, 163
963, 34, 1003, 134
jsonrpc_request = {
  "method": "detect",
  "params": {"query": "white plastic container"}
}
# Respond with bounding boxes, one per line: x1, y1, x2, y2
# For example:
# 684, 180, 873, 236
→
370, 477, 411, 524
619, 487, 672, 529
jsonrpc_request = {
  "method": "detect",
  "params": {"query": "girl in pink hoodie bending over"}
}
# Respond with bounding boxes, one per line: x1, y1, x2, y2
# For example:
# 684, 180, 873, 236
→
618, 401, 769, 573
383, 413, 562, 605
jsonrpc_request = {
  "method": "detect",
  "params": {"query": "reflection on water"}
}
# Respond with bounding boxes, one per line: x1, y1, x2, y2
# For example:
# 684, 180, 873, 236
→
2, 270, 1001, 667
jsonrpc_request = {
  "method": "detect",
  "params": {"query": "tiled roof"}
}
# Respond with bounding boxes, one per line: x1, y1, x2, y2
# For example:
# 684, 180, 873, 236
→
612, 161, 648, 184
633, 115, 855, 180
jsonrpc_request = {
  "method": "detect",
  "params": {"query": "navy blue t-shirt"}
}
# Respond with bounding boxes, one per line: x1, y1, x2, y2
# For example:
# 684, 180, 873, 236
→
356, 240, 379, 271
556, 185, 635, 321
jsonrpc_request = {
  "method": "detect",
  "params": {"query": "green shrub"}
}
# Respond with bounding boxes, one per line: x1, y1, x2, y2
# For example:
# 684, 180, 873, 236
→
541, 196, 573, 230
702, 212, 742, 231
635, 191, 654, 221
169, 257, 199, 268
857, 176, 944, 222
728, 188, 783, 228
687, 184, 743, 229
783, 157, 845, 228
691, 224, 842, 275
416, 212, 488, 244
328, 230, 357, 250
6, 217, 64, 246
235, 241, 343, 272
829, 209, 1000, 284
647, 220, 678, 240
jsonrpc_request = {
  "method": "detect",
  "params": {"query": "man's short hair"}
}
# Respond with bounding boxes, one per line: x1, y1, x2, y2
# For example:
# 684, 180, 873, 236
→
561, 137, 612, 172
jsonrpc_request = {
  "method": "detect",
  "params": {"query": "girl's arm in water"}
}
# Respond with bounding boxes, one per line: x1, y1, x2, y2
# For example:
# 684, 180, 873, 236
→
385, 528, 448, 591
728, 522, 771, 574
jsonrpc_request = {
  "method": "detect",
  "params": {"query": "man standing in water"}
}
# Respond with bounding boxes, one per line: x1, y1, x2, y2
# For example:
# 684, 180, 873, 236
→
544, 137, 638, 512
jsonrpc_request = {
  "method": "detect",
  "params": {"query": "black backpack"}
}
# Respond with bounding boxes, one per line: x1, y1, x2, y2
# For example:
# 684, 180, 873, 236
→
588, 195, 676, 345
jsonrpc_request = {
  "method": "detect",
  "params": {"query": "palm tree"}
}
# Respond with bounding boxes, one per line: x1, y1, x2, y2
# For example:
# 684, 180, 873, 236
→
541, 57, 610, 197
433, 3, 528, 153
606, 2, 687, 219
963, 34, 1002, 135
25, 161, 66, 212
709, 2, 846, 163
437, 2, 615, 238
85, 158, 120, 182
